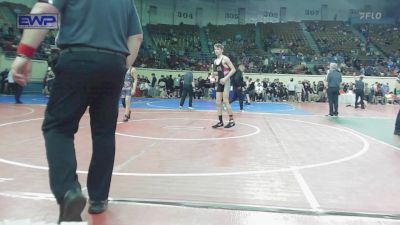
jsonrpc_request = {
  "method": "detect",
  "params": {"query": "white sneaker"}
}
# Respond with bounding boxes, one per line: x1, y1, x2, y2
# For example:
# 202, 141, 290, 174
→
179, 106, 183, 109
188, 107, 194, 110
240, 109, 244, 113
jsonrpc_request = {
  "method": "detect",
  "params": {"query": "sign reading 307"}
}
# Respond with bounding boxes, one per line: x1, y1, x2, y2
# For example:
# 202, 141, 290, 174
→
17, 14, 58, 29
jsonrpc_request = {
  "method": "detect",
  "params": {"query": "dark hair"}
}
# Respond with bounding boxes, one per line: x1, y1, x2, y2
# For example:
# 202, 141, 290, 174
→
214, 43, 224, 50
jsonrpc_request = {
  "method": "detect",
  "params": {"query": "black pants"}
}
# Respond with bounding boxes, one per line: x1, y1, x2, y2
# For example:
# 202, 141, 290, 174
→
395, 109, 400, 133
42, 51, 126, 204
179, 86, 183, 97
180, 85, 193, 107
327, 87, 339, 115
10, 83, 23, 103
0, 80, 5, 94
355, 89, 365, 108
229, 86, 244, 110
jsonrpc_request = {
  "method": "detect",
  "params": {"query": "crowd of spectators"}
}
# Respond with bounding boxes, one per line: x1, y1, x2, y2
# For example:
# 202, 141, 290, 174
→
119, 71, 396, 107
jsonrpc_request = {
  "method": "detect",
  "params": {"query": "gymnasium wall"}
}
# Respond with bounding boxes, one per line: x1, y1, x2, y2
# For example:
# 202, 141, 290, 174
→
137, 0, 389, 25
3, 0, 392, 25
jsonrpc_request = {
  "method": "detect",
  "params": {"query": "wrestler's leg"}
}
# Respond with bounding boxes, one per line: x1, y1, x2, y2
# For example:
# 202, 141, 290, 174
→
212, 92, 224, 128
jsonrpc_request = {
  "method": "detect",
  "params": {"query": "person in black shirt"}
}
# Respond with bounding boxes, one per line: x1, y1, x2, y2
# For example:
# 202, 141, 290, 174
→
229, 64, 245, 111
0, 68, 9, 94
354, 75, 365, 109
11, 0, 143, 222
317, 81, 326, 102
151, 73, 157, 87
179, 71, 194, 109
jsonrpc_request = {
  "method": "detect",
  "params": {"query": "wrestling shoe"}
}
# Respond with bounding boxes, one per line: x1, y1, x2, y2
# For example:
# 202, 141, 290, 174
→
212, 122, 224, 128
224, 120, 235, 128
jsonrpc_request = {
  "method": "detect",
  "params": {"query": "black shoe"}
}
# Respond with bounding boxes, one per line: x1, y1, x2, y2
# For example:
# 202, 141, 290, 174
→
212, 122, 224, 128
88, 200, 108, 214
325, 114, 333, 117
224, 120, 235, 128
58, 189, 87, 224
15, 101, 23, 104
122, 111, 131, 122
123, 114, 129, 122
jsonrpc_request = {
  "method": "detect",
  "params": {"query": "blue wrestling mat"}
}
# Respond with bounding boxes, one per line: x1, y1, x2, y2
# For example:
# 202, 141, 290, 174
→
0, 95, 310, 115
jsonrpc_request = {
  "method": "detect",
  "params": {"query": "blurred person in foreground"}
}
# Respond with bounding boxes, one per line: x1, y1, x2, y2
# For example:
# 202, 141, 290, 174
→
10, 0, 143, 223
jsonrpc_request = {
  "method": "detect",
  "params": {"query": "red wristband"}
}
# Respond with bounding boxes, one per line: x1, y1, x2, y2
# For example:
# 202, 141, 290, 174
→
17, 43, 36, 58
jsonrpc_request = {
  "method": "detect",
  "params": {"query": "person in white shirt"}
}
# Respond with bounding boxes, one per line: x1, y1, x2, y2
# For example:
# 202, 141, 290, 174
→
254, 79, 264, 102
295, 81, 305, 103
287, 78, 296, 102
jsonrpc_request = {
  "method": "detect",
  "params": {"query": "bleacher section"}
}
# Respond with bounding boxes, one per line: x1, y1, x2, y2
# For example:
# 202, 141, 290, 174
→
205, 24, 258, 55
261, 22, 314, 55
147, 24, 201, 55
305, 21, 365, 57
363, 24, 400, 57
0, 2, 398, 77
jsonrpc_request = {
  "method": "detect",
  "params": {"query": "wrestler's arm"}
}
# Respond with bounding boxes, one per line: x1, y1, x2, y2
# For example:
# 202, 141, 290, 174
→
210, 62, 218, 77
209, 63, 219, 86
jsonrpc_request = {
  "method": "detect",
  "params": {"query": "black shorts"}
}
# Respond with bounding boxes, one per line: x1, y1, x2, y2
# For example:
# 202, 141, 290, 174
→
216, 78, 231, 93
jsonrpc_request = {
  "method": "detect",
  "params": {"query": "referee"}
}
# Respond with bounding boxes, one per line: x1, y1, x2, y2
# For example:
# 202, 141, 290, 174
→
179, 71, 194, 109
229, 64, 245, 112
11, 0, 142, 223
326, 63, 342, 116
354, 75, 365, 109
